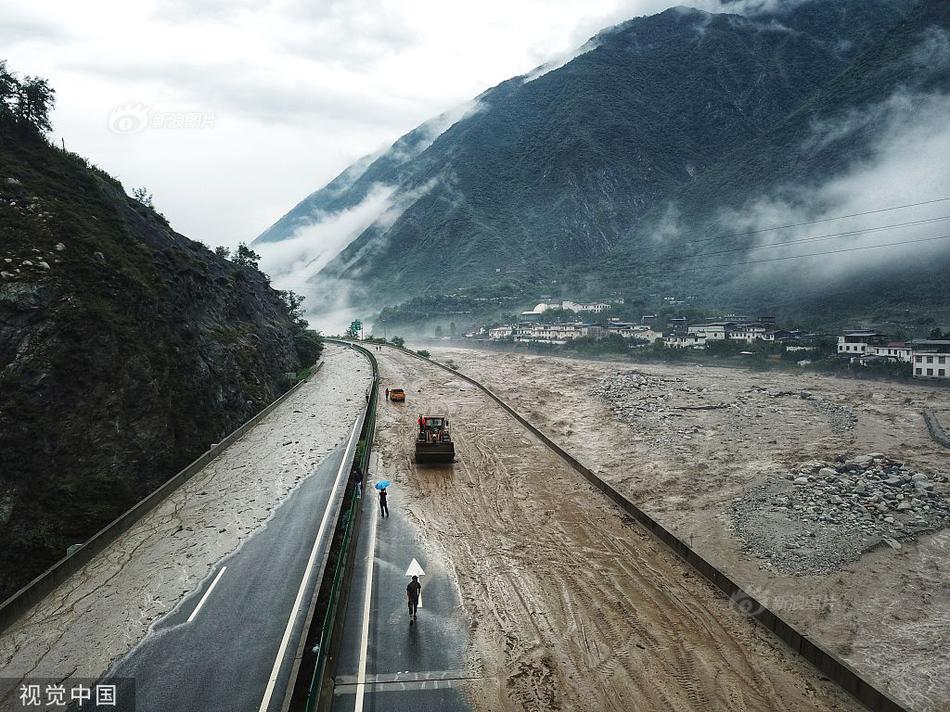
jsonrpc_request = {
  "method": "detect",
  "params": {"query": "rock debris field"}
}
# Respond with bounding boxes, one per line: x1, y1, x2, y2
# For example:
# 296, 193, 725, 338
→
432, 346, 950, 712
590, 370, 857, 447
730, 454, 950, 575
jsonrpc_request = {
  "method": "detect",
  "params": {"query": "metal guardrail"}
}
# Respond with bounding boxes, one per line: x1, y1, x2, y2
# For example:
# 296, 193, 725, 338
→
297, 339, 379, 712
373, 341, 910, 712
0, 362, 324, 634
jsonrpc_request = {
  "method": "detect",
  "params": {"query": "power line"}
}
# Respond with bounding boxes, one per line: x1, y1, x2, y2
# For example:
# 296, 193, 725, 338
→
678, 195, 950, 246
689, 214, 950, 258
673, 233, 950, 273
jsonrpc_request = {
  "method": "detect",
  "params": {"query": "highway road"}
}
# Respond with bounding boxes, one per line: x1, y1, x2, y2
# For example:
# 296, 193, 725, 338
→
0, 345, 371, 712
107, 416, 361, 712
330, 464, 480, 712
324, 345, 862, 712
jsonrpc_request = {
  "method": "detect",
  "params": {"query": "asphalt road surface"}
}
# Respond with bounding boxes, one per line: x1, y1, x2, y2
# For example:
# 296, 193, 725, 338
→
330, 456, 481, 712
106, 413, 362, 712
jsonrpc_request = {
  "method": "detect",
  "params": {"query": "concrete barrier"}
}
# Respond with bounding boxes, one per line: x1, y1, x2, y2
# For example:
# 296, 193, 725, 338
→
377, 343, 910, 712
923, 410, 950, 449
281, 339, 378, 712
0, 362, 324, 633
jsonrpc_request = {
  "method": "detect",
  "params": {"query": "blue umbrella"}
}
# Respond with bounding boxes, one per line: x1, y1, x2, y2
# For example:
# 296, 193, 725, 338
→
374, 480, 391, 490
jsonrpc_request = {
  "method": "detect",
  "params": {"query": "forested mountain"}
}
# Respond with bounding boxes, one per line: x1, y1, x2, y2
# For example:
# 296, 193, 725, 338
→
257, 0, 950, 327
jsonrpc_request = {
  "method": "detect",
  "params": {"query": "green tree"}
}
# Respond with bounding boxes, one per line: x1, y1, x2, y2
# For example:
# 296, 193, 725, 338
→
131, 187, 154, 208
0, 64, 55, 134
390, 336, 405, 348
0, 61, 17, 125
930, 328, 944, 340
18, 76, 55, 132
277, 290, 308, 331
233, 242, 261, 270
416, 349, 431, 358
214, 245, 231, 259
294, 330, 324, 365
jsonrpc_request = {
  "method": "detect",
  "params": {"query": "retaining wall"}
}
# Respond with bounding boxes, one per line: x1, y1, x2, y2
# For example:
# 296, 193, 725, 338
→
0, 362, 324, 633
923, 410, 950, 448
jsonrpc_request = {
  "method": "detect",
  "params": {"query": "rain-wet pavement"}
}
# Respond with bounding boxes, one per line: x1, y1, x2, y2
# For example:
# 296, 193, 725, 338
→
331, 462, 479, 712
107, 420, 360, 712
0, 345, 372, 711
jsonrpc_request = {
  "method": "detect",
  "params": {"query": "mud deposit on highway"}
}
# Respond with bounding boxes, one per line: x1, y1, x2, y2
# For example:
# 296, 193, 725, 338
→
374, 348, 861, 712
430, 345, 950, 712
0, 345, 371, 690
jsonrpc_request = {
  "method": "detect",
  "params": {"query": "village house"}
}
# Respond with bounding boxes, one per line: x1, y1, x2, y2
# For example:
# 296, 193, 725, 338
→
488, 326, 514, 340
729, 323, 776, 343
872, 341, 913, 363
688, 322, 734, 341
910, 339, 950, 380
606, 321, 661, 342
837, 331, 883, 356
667, 333, 706, 349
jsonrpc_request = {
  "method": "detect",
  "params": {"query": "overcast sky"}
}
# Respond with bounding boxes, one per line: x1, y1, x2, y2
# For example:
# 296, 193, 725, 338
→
1, 0, 711, 248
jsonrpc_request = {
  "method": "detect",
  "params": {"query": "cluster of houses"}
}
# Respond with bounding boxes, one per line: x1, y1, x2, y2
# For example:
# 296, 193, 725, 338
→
477, 304, 950, 382
837, 331, 950, 380
485, 311, 809, 350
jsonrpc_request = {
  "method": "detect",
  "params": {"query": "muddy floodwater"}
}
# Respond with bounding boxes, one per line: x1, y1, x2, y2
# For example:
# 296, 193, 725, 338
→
427, 344, 950, 712
373, 347, 865, 712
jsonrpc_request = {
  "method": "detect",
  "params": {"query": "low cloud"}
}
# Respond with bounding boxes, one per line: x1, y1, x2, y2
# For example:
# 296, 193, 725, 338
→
712, 90, 950, 285
523, 39, 600, 82
258, 183, 398, 294
258, 176, 441, 330
390, 98, 487, 161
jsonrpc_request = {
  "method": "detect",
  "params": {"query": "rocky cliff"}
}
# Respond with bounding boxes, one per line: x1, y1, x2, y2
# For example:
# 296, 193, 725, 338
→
0, 127, 303, 600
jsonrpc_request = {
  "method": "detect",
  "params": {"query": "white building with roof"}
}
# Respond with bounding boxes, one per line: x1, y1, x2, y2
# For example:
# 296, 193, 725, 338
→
872, 342, 912, 363
837, 331, 882, 356
667, 334, 706, 349
730, 324, 775, 343
911, 340, 950, 379
688, 322, 734, 341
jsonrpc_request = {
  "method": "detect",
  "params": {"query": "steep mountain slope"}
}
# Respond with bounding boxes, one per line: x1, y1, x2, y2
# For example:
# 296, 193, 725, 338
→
256, 0, 950, 324
0, 127, 303, 599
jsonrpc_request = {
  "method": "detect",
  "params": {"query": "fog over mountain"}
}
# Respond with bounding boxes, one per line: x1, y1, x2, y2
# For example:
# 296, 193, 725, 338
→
255, 0, 950, 330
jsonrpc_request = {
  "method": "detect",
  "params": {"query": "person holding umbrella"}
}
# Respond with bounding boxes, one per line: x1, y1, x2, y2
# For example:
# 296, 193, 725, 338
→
375, 480, 391, 517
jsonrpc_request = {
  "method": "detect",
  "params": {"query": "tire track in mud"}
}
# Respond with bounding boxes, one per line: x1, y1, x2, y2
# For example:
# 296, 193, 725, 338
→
373, 349, 861, 712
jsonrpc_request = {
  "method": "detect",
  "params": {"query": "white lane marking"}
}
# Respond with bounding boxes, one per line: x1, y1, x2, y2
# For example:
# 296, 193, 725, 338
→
187, 566, 228, 623
353, 492, 380, 712
257, 417, 362, 712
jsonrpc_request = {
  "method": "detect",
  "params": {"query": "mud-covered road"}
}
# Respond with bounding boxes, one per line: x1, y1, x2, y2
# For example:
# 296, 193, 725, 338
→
372, 346, 860, 712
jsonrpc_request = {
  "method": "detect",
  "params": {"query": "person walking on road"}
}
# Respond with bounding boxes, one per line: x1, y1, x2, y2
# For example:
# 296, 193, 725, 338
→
407, 575, 421, 623
379, 487, 389, 518
385, 387, 390, 400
